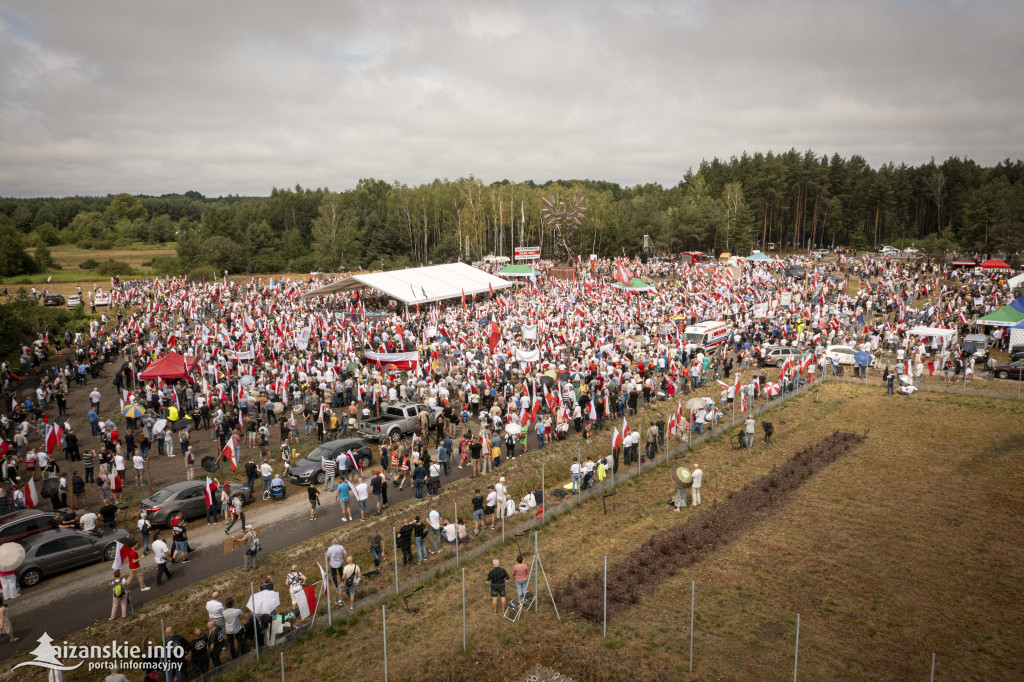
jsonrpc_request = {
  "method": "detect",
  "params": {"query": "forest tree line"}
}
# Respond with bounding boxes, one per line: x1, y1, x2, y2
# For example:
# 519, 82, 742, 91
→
1, 149, 1023, 278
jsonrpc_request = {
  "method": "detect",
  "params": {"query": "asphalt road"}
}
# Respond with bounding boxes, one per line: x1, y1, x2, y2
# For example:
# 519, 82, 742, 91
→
2, 445, 489, 656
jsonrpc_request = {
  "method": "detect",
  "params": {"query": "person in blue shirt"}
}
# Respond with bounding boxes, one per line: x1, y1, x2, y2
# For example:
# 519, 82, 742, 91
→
335, 478, 353, 522
87, 408, 100, 436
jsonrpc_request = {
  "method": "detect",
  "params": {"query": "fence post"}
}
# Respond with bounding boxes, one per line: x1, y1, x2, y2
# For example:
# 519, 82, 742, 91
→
325, 551, 332, 626
930, 653, 936, 682
689, 581, 695, 672
393, 527, 399, 594
602, 556, 607, 638
462, 567, 467, 652
382, 604, 388, 682
280, 651, 285, 682
541, 463, 545, 524
454, 501, 459, 566
793, 613, 800, 682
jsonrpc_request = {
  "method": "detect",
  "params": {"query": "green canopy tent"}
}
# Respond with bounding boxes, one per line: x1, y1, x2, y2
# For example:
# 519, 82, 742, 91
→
496, 264, 538, 278
613, 277, 655, 292
977, 297, 1024, 327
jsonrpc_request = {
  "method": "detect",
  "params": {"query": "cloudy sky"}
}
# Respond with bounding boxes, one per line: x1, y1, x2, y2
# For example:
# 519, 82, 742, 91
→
1, 1, 1022, 197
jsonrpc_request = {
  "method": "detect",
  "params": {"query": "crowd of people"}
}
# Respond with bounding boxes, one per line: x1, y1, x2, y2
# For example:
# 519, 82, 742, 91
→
0, 250, 1018, 677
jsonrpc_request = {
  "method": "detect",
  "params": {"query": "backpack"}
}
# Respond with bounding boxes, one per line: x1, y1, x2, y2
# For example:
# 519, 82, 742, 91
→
113, 580, 124, 597
249, 536, 262, 554
140, 520, 151, 536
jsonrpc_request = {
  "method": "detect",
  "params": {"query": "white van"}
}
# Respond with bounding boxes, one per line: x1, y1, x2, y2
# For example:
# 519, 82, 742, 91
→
682, 321, 730, 351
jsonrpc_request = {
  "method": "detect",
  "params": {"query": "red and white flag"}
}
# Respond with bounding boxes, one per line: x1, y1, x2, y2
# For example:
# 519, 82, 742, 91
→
205, 477, 215, 509
45, 423, 64, 456
295, 584, 318, 619
24, 478, 38, 508
221, 441, 237, 472
112, 542, 133, 570
612, 427, 622, 451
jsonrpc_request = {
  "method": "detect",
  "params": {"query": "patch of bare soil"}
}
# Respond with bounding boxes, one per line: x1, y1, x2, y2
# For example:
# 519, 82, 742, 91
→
558, 430, 867, 623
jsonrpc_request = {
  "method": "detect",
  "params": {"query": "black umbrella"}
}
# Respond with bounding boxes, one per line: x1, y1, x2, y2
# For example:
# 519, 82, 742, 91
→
40, 478, 60, 499
201, 456, 219, 473
173, 414, 194, 432
539, 375, 555, 388
959, 342, 978, 357
473, 351, 486, 361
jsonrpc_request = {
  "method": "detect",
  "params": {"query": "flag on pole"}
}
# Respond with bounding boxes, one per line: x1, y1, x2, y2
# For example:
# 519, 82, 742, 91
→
112, 542, 132, 570
24, 478, 38, 508
205, 477, 215, 509
221, 441, 237, 472
296, 584, 318, 619
45, 423, 64, 455
612, 427, 622, 451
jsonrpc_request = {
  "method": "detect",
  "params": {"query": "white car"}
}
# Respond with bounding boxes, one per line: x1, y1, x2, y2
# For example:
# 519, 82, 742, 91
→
94, 293, 109, 306
878, 246, 900, 256
811, 249, 830, 258
825, 345, 877, 368
66, 295, 82, 309
902, 247, 921, 256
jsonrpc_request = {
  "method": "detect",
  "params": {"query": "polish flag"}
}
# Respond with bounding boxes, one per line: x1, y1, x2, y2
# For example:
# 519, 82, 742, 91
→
45, 423, 64, 456
295, 584, 319, 619
112, 542, 133, 570
24, 479, 38, 508
205, 477, 215, 509
622, 417, 630, 437
221, 441, 237, 472
612, 427, 622, 451
588, 399, 597, 421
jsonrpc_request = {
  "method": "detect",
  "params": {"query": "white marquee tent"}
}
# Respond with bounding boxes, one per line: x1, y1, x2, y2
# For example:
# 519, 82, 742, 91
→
908, 326, 958, 350
304, 262, 512, 307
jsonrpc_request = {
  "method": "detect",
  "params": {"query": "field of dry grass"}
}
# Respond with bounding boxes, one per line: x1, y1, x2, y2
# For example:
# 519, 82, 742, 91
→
251, 383, 1024, 682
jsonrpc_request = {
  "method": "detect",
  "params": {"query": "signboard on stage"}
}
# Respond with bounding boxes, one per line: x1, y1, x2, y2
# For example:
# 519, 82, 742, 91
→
514, 246, 541, 261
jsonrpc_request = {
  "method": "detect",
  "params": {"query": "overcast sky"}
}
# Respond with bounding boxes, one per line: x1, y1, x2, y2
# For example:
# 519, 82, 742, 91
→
1, 1, 1022, 198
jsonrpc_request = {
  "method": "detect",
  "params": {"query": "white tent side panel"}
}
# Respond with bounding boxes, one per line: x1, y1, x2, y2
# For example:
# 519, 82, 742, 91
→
304, 263, 512, 305
908, 326, 958, 348
1010, 327, 1024, 349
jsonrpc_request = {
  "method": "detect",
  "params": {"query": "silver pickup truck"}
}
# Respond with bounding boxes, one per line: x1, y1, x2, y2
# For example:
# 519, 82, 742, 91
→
357, 402, 443, 441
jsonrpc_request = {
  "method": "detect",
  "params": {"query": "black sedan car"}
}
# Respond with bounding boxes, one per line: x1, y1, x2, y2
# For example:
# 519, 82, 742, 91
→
42, 293, 66, 306
287, 438, 373, 486
140, 480, 252, 527
992, 359, 1024, 380
17, 527, 133, 587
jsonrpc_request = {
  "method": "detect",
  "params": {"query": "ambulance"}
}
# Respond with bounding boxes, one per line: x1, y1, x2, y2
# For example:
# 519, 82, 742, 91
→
682, 320, 731, 351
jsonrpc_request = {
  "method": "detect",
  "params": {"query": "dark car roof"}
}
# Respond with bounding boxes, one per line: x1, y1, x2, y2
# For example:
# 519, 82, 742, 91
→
160, 480, 209, 493
320, 438, 368, 450
20, 527, 125, 548
0, 509, 54, 525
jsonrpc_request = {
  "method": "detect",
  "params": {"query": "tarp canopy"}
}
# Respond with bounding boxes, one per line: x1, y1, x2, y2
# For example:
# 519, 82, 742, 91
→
977, 298, 1024, 327
1008, 273, 1024, 289
303, 263, 513, 306
612, 277, 654, 291
908, 326, 957, 348
747, 252, 772, 261
497, 264, 537, 278
950, 259, 977, 267
138, 352, 199, 381
978, 259, 1011, 269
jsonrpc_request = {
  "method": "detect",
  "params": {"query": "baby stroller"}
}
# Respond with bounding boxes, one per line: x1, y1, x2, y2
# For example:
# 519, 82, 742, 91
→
269, 481, 287, 502
762, 422, 774, 446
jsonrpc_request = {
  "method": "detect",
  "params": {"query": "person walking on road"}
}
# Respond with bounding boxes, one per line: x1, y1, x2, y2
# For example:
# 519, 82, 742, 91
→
109, 569, 129, 620
224, 494, 245, 534
123, 543, 149, 592
152, 532, 173, 585
307, 483, 320, 521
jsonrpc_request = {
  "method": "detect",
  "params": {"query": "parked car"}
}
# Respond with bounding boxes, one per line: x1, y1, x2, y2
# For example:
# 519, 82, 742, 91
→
357, 402, 442, 441
992, 359, 1024, 381
0, 509, 63, 546
287, 438, 373, 485
902, 247, 921, 256
825, 345, 877, 367
140, 480, 252, 527
811, 249, 830, 258
785, 264, 806, 280
42, 293, 65, 306
877, 245, 900, 256
16, 527, 133, 587
962, 333, 991, 361
94, 292, 110, 306
763, 346, 802, 367
66, 294, 82, 308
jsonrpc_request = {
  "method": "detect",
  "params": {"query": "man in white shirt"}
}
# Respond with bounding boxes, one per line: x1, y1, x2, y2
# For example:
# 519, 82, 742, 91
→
426, 505, 441, 555
326, 540, 346, 588
206, 591, 225, 630
570, 461, 582, 492
691, 464, 702, 506
353, 478, 369, 521
260, 461, 273, 494
152, 532, 173, 585
80, 510, 98, 532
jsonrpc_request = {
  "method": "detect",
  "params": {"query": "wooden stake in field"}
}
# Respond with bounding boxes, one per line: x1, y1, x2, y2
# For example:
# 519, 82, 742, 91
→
454, 501, 459, 566
930, 653, 936, 681
280, 651, 285, 682
392, 528, 399, 594
325, 552, 332, 626
689, 581, 694, 672
603, 556, 607, 638
462, 568, 467, 652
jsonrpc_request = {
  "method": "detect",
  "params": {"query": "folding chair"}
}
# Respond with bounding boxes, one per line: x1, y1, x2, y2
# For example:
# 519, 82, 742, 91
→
503, 591, 536, 623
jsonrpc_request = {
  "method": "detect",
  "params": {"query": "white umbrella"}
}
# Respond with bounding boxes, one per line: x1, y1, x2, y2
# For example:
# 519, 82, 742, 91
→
899, 374, 914, 386
0, 542, 25, 572
247, 589, 281, 615
684, 397, 705, 413
153, 419, 167, 434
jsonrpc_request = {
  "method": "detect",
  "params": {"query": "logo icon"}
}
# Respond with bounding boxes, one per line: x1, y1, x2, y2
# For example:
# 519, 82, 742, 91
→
12, 633, 84, 672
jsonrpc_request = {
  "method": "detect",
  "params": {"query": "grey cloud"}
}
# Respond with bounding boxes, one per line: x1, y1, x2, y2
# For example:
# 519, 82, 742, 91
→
1, 0, 1022, 197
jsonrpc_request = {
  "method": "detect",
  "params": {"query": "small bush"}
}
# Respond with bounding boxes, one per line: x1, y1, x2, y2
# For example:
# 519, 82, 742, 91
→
251, 251, 287, 273
288, 255, 317, 273
92, 239, 114, 250
95, 260, 135, 276
188, 265, 216, 282
147, 255, 183, 275
80, 258, 100, 270
76, 240, 93, 250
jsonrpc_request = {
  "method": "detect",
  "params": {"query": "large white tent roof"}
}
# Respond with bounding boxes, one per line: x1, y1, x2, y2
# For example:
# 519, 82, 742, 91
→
304, 262, 512, 306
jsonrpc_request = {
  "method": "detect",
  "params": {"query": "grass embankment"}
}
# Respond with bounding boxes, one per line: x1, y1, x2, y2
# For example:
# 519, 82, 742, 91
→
241, 384, 1023, 681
